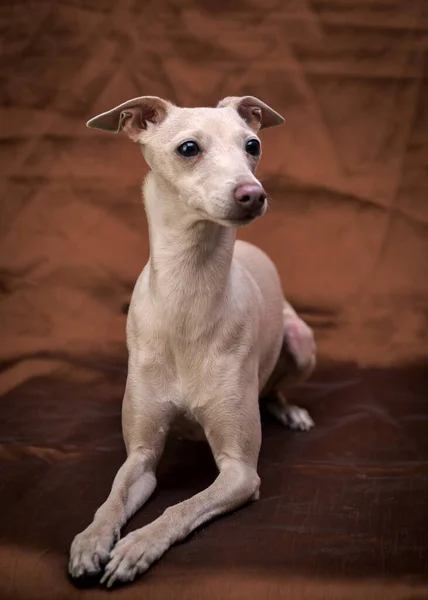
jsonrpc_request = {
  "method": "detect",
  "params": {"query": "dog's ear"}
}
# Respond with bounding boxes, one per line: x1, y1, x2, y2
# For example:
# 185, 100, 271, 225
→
86, 96, 172, 141
217, 96, 284, 131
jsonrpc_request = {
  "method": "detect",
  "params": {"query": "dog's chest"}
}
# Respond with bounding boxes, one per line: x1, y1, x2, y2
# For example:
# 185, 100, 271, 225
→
129, 306, 252, 409
150, 334, 230, 399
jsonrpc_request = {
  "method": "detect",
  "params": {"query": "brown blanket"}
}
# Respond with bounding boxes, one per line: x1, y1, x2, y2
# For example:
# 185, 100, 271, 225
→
1, 1, 427, 598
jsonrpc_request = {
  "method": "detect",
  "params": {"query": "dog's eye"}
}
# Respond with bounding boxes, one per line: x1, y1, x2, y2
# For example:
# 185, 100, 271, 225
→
177, 141, 200, 158
245, 139, 261, 157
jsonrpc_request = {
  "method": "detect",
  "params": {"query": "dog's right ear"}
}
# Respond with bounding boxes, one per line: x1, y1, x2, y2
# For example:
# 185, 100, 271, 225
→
86, 96, 172, 142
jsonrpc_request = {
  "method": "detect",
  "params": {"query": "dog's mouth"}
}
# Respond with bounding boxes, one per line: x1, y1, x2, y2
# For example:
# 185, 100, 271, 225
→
212, 213, 259, 228
224, 205, 266, 227
226, 215, 258, 226
209, 200, 267, 228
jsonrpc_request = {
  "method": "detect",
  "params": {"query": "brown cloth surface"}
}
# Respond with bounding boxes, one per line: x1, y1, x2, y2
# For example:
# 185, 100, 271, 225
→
1, 0, 428, 598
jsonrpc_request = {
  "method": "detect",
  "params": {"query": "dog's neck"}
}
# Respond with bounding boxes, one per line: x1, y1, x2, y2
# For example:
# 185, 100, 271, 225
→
143, 173, 236, 330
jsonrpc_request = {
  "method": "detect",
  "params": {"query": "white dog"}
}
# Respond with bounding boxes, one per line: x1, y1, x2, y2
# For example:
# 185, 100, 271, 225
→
69, 95, 316, 586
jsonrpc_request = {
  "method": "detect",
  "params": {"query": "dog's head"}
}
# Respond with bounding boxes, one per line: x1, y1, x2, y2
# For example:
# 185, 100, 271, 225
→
87, 95, 284, 227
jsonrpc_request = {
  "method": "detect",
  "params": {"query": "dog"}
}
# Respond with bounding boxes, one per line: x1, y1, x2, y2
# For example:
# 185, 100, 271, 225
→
69, 95, 316, 586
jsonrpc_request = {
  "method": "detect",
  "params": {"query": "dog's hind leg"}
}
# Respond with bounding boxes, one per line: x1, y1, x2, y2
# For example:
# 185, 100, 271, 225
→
266, 300, 316, 431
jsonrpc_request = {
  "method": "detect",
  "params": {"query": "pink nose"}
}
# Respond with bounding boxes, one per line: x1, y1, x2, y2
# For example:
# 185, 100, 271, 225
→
234, 182, 267, 209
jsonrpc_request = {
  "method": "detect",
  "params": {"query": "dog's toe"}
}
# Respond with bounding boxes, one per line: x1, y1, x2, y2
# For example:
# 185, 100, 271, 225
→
267, 399, 314, 432
69, 524, 118, 580
286, 405, 314, 431
101, 527, 168, 586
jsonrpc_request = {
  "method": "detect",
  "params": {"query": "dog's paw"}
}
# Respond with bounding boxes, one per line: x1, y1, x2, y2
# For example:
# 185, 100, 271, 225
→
267, 399, 314, 432
69, 523, 119, 579
284, 405, 314, 431
100, 526, 168, 587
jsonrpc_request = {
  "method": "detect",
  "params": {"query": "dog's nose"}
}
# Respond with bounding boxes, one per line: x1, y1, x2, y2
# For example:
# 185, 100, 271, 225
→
234, 182, 267, 211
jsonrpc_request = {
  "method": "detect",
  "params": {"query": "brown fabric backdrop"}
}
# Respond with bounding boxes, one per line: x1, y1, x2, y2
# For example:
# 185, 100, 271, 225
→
1, 1, 428, 599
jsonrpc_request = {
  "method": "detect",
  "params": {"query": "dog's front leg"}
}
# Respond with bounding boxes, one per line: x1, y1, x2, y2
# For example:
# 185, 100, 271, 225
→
69, 373, 175, 580
100, 384, 261, 586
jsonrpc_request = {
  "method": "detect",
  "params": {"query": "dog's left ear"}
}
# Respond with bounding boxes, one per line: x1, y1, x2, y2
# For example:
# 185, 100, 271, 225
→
86, 96, 172, 142
217, 96, 285, 131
